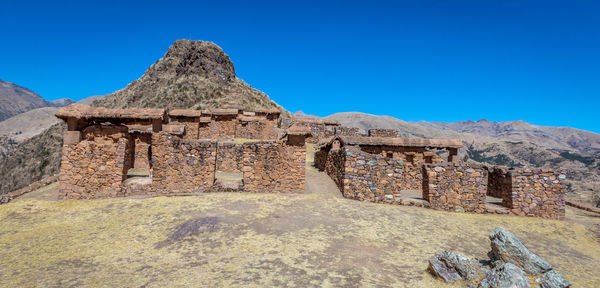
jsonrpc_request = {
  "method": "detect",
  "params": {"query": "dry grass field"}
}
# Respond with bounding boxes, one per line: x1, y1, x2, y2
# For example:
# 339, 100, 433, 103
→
1, 165, 599, 287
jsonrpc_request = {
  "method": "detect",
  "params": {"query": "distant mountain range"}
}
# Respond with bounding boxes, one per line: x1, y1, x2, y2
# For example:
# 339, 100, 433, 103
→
0, 79, 73, 121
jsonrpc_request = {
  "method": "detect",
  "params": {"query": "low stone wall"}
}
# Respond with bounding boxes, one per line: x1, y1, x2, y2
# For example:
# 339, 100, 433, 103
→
241, 141, 305, 193
422, 163, 488, 213
151, 133, 216, 194
503, 168, 566, 219
180, 121, 200, 140
368, 129, 398, 138
59, 125, 132, 199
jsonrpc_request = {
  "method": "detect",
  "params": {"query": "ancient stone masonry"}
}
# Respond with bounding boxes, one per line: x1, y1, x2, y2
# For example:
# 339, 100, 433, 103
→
488, 167, 566, 219
216, 142, 244, 173
317, 136, 461, 191
292, 118, 341, 143
334, 126, 361, 137
59, 125, 133, 199
368, 128, 398, 138
422, 163, 488, 213
422, 164, 567, 218
55, 104, 305, 199
151, 133, 216, 194
341, 146, 407, 202
241, 141, 305, 193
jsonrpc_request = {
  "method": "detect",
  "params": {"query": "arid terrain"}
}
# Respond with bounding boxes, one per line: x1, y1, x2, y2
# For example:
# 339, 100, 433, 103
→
1, 150, 599, 287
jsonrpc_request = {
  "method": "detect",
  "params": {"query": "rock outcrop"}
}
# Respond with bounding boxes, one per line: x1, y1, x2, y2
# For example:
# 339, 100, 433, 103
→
428, 227, 569, 287
428, 251, 482, 282
478, 263, 530, 288
536, 270, 572, 288
488, 227, 552, 275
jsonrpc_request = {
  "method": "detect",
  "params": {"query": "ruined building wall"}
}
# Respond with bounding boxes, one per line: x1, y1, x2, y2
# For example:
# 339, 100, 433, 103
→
235, 120, 277, 140
422, 163, 488, 213
315, 146, 346, 193
198, 122, 211, 139
241, 141, 305, 193
335, 126, 361, 137
359, 145, 443, 190
216, 142, 244, 173
59, 125, 132, 199
132, 133, 151, 169
368, 129, 399, 138
175, 120, 200, 140
487, 167, 511, 199
341, 147, 406, 202
151, 133, 216, 194
209, 116, 237, 138
500, 168, 566, 219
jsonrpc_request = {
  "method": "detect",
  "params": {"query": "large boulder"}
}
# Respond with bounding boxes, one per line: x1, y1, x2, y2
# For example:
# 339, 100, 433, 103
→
489, 227, 552, 275
478, 263, 530, 288
536, 270, 571, 288
428, 251, 483, 282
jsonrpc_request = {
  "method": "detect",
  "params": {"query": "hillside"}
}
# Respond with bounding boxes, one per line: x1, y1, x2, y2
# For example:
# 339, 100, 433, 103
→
0, 79, 73, 121
93, 40, 288, 116
325, 112, 600, 202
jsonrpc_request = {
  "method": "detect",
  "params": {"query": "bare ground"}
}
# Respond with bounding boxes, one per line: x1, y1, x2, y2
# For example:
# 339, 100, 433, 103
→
0, 163, 599, 287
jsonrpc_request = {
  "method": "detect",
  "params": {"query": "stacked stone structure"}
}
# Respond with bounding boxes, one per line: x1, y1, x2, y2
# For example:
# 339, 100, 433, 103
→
422, 164, 566, 218
55, 104, 304, 199
169, 108, 280, 140
368, 128, 399, 138
316, 136, 461, 197
486, 167, 566, 218
334, 126, 361, 137
317, 136, 461, 190
422, 163, 488, 213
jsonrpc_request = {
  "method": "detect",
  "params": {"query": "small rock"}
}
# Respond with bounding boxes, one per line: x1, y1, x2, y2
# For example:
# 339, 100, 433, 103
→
536, 270, 571, 288
454, 206, 465, 213
428, 251, 482, 282
489, 227, 551, 275
478, 263, 530, 288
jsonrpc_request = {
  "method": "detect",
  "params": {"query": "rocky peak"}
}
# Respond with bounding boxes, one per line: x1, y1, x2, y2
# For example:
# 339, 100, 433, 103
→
164, 40, 235, 82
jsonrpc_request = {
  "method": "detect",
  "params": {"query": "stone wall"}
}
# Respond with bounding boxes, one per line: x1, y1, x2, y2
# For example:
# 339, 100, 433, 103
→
358, 146, 443, 190
340, 146, 406, 202
335, 126, 361, 137
132, 133, 151, 169
368, 129, 398, 138
179, 121, 200, 140
59, 125, 132, 199
151, 133, 216, 194
198, 122, 211, 139
422, 163, 488, 213
210, 116, 237, 138
235, 119, 277, 140
241, 141, 305, 193
315, 147, 346, 192
487, 167, 511, 199
216, 142, 244, 173
492, 168, 566, 219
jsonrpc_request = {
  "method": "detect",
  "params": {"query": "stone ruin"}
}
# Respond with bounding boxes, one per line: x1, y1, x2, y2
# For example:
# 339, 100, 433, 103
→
316, 132, 567, 219
55, 104, 305, 199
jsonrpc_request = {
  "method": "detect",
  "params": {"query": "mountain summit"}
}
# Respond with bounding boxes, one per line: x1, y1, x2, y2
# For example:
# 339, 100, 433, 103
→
0, 79, 73, 121
93, 40, 285, 114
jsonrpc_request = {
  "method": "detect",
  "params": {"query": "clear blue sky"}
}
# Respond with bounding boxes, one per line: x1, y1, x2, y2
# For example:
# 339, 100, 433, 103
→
1, 1, 599, 133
